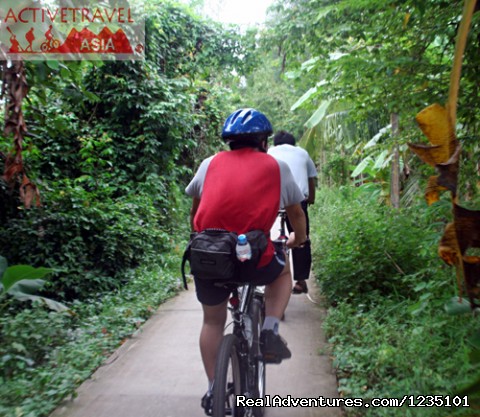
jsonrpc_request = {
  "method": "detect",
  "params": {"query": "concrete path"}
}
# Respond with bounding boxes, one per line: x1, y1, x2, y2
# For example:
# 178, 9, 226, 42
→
50, 279, 342, 417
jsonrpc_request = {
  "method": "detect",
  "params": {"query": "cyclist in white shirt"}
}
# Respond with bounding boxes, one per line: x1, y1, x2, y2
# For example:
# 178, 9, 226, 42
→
268, 130, 317, 294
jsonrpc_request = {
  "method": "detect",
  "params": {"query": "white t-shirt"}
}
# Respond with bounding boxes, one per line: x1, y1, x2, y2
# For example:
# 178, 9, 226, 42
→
268, 144, 317, 198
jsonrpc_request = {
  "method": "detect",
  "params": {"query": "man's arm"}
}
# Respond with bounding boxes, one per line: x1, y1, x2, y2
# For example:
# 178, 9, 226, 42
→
190, 197, 201, 231
285, 203, 307, 248
307, 177, 316, 205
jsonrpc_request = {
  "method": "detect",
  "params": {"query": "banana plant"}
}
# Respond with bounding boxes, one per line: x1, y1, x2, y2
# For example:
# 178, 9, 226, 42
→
0, 256, 69, 312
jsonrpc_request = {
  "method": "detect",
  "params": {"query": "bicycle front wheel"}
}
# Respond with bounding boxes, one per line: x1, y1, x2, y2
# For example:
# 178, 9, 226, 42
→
212, 334, 244, 417
250, 297, 266, 417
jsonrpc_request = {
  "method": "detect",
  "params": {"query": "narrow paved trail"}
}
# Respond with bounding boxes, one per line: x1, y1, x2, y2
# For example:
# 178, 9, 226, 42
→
50, 278, 343, 417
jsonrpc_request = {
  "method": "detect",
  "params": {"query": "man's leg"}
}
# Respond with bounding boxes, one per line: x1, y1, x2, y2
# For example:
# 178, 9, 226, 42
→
264, 262, 291, 319
286, 201, 311, 291
261, 260, 292, 363
199, 299, 228, 382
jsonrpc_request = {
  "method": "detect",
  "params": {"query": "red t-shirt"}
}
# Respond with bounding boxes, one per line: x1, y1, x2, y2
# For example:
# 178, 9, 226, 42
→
193, 148, 281, 267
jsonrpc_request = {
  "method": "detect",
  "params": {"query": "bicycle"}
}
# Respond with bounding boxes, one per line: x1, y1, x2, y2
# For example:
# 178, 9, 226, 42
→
211, 282, 265, 417
40, 38, 60, 52
210, 211, 289, 417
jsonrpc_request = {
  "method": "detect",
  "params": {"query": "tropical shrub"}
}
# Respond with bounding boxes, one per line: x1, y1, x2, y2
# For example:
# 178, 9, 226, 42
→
323, 298, 478, 417
0, 182, 171, 299
0, 257, 180, 417
0, 256, 68, 312
311, 187, 480, 416
0, 1, 249, 300
311, 187, 439, 304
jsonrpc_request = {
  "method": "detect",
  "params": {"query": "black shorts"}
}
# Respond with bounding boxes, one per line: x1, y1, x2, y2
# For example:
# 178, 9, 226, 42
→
194, 243, 286, 306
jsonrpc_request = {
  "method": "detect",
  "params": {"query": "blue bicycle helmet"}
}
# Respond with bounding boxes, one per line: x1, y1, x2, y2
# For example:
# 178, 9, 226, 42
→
221, 108, 273, 141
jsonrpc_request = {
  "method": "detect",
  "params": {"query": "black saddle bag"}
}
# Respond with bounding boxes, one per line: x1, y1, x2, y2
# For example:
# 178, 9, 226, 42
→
181, 229, 268, 289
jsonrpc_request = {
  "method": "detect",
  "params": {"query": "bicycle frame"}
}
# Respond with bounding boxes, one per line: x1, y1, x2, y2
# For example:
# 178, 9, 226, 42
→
230, 284, 259, 329
211, 211, 288, 417
229, 283, 264, 365
218, 283, 264, 417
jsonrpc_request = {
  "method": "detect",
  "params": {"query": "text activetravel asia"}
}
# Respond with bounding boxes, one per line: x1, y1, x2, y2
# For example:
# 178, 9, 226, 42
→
2, 7, 135, 24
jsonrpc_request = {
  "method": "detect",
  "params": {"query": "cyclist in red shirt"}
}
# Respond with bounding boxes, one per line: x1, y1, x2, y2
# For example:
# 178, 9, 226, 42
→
186, 108, 307, 414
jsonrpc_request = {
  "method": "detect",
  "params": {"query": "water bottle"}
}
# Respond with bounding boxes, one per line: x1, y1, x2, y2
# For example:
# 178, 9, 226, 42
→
236, 234, 252, 262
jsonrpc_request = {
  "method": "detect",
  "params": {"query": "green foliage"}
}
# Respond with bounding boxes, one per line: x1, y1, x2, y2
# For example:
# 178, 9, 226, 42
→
231, 50, 310, 139
321, 155, 350, 186
145, 1, 256, 79
0, 1, 248, 300
0, 183, 172, 299
324, 299, 478, 417
0, 4, 250, 411
311, 187, 437, 304
0, 257, 180, 417
269, 0, 462, 117
263, 0, 480, 203
0, 256, 68, 312
312, 187, 480, 416
1, 263, 53, 293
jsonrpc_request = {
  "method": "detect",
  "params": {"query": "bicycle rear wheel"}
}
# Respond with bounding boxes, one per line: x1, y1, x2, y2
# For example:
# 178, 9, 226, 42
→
250, 297, 266, 417
212, 334, 244, 417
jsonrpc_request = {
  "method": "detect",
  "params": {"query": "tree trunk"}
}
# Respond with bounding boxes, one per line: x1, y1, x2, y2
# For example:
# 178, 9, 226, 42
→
390, 113, 400, 209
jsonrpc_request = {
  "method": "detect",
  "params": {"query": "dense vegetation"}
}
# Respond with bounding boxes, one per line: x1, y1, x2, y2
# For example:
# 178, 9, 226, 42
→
1, 0, 480, 416
311, 188, 478, 416
260, 0, 480, 416
0, 2, 252, 415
